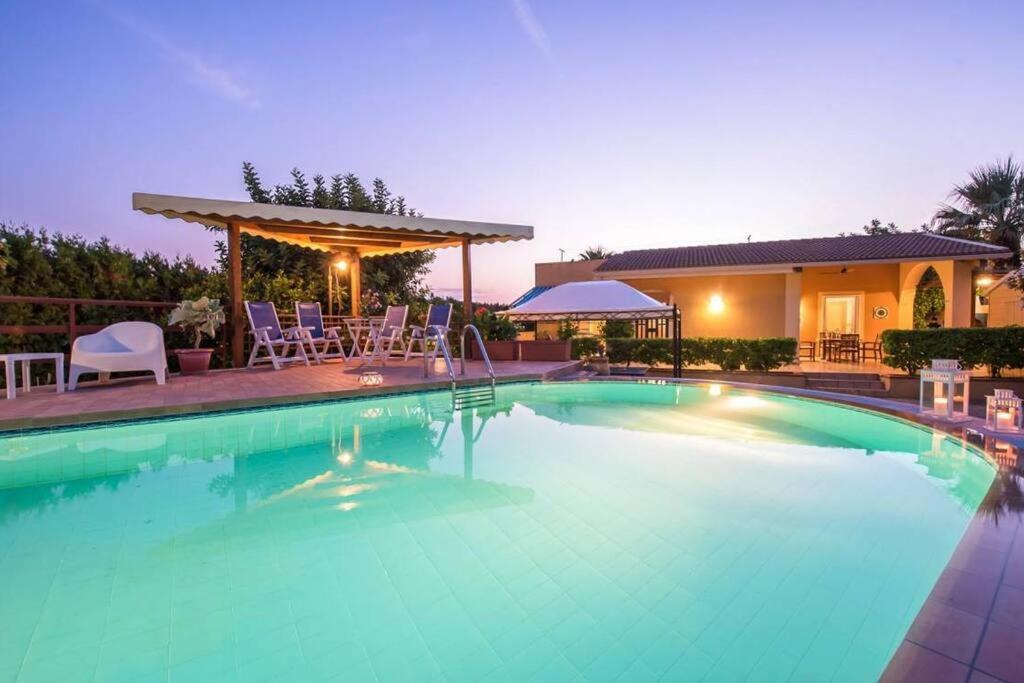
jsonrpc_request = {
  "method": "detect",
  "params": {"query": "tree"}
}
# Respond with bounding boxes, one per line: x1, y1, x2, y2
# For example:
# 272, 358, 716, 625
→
930, 157, 1024, 264
578, 245, 613, 260
840, 219, 902, 237
233, 163, 435, 313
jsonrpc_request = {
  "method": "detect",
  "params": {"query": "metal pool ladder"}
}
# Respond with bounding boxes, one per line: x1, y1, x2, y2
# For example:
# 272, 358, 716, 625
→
426, 324, 496, 411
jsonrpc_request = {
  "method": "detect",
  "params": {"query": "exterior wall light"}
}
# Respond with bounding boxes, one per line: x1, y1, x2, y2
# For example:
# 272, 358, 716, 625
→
334, 259, 349, 271
708, 294, 725, 314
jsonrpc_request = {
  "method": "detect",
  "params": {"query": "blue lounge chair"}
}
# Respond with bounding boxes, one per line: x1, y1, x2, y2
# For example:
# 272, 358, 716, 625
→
244, 301, 311, 370
295, 302, 347, 363
405, 303, 453, 361
362, 305, 408, 366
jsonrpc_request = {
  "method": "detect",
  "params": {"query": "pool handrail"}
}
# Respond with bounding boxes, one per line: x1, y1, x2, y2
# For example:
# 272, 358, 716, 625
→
459, 325, 495, 385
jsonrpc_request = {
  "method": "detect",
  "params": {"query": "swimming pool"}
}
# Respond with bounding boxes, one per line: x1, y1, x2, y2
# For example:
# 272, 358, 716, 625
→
0, 381, 995, 682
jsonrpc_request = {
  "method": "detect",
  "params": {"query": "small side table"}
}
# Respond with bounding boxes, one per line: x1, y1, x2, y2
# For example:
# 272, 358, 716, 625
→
0, 353, 66, 400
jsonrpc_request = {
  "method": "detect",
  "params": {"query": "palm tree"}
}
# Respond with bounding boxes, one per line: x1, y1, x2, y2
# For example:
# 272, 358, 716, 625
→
578, 246, 614, 260
931, 157, 1024, 264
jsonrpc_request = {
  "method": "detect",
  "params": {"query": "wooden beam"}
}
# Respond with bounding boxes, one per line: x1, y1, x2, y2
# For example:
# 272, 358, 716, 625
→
326, 261, 333, 317
350, 256, 362, 317
462, 239, 473, 326
227, 222, 244, 368
257, 223, 454, 242
308, 236, 404, 248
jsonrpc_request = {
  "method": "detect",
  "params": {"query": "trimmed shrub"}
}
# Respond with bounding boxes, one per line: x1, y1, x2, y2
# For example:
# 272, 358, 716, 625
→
571, 337, 603, 359
603, 337, 797, 371
742, 338, 799, 372
881, 327, 1024, 376
605, 338, 640, 365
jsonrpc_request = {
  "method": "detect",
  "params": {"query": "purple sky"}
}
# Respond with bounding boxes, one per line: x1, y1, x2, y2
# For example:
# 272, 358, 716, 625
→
1, 1, 1021, 302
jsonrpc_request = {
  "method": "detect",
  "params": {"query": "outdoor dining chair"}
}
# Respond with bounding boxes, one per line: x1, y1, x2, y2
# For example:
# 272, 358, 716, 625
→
295, 302, 347, 363
836, 333, 861, 363
861, 334, 882, 362
245, 301, 312, 370
405, 303, 453, 361
362, 305, 408, 366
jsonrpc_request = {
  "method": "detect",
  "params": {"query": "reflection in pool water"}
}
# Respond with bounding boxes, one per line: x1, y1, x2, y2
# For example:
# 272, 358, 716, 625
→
0, 382, 995, 682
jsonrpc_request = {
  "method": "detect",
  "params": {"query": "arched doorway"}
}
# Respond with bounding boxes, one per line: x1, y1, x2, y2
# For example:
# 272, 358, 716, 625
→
913, 266, 946, 328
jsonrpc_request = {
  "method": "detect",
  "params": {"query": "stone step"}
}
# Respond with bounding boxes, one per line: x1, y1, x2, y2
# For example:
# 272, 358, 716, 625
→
803, 372, 882, 381
806, 378, 886, 390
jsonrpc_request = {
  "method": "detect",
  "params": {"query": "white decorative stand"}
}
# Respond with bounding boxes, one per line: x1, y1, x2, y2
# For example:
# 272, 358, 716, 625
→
985, 389, 1023, 433
919, 359, 971, 421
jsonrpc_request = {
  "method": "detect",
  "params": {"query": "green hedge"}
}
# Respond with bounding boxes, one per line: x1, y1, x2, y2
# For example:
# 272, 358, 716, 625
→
601, 337, 797, 371
571, 337, 603, 359
881, 327, 1024, 376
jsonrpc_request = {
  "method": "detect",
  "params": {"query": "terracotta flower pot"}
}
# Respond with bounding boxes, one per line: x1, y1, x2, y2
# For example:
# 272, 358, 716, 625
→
517, 340, 571, 361
175, 348, 213, 374
470, 340, 518, 361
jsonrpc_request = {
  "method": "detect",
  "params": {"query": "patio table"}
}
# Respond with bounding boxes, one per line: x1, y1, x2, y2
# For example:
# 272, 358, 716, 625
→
1, 352, 65, 400
342, 317, 386, 358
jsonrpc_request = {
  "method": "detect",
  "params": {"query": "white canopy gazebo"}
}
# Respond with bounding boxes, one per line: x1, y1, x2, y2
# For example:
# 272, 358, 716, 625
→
503, 280, 681, 376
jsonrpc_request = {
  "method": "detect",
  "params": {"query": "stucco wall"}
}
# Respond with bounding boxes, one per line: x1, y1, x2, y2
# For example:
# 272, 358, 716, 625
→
988, 284, 1024, 327
619, 274, 788, 338
799, 263, 901, 342
535, 260, 606, 287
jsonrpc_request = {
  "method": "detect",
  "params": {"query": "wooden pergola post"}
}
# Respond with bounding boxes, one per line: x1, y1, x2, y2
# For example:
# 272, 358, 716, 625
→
350, 255, 361, 317
462, 239, 473, 326
227, 222, 244, 368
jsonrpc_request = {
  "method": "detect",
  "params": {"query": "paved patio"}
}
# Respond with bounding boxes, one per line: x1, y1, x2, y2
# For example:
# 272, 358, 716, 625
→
0, 358, 579, 431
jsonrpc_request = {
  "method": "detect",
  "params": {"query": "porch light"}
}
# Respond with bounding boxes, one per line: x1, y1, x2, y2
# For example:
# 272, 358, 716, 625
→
976, 275, 993, 287
334, 258, 349, 271
985, 390, 1023, 433
708, 294, 725, 314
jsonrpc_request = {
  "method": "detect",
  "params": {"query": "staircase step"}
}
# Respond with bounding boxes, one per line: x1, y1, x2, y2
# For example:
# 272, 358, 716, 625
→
803, 372, 882, 381
806, 379, 885, 390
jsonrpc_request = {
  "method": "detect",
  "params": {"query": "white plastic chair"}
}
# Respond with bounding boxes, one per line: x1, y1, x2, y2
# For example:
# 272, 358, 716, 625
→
362, 305, 408, 366
245, 301, 311, 370
68, 322, 168, 390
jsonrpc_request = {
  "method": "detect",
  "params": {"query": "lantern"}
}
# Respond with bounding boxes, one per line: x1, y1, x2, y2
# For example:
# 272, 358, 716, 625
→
359, 371, 384, 387
918, 359, 970, 421
985, 389, 1023, 433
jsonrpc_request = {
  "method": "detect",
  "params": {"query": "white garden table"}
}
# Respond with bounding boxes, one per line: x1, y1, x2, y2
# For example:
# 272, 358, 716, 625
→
1, 353, 65, 400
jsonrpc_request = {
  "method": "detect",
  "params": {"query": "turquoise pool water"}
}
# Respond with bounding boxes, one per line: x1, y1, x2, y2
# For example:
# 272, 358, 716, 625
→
0, 382, 995, 682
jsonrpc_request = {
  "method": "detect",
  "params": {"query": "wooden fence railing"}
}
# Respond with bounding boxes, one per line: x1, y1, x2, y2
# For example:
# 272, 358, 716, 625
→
0, 295, 180, 344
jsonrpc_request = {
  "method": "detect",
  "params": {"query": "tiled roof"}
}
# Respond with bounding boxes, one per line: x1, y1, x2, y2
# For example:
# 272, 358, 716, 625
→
596, 233, 1011, 273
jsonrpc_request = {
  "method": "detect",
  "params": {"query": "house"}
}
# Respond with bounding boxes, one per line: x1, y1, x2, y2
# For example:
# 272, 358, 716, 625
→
525, 233, 1011, 341
982, 270, 1024, 327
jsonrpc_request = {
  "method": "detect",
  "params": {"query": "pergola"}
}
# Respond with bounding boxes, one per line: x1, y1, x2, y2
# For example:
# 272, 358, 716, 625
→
133, 193, 533, 367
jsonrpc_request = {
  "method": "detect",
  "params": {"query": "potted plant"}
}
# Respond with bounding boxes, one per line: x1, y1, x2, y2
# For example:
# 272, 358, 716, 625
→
470, 307, 518, 361
168, 297, 226, 374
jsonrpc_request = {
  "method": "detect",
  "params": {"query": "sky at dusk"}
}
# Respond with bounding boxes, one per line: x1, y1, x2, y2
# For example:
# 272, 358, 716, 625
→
1, 1, 1021, 302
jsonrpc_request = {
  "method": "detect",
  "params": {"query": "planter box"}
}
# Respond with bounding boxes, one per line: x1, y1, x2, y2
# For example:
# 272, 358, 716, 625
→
469, 340, 518, 361
518, 340, 571, 362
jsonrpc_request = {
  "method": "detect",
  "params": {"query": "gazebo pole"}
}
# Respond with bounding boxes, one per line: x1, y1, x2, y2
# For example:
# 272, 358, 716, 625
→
227, 222, 244, 368
673, 305, 682, 378
462, 239, 473, 326
350, 255, 361, 317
